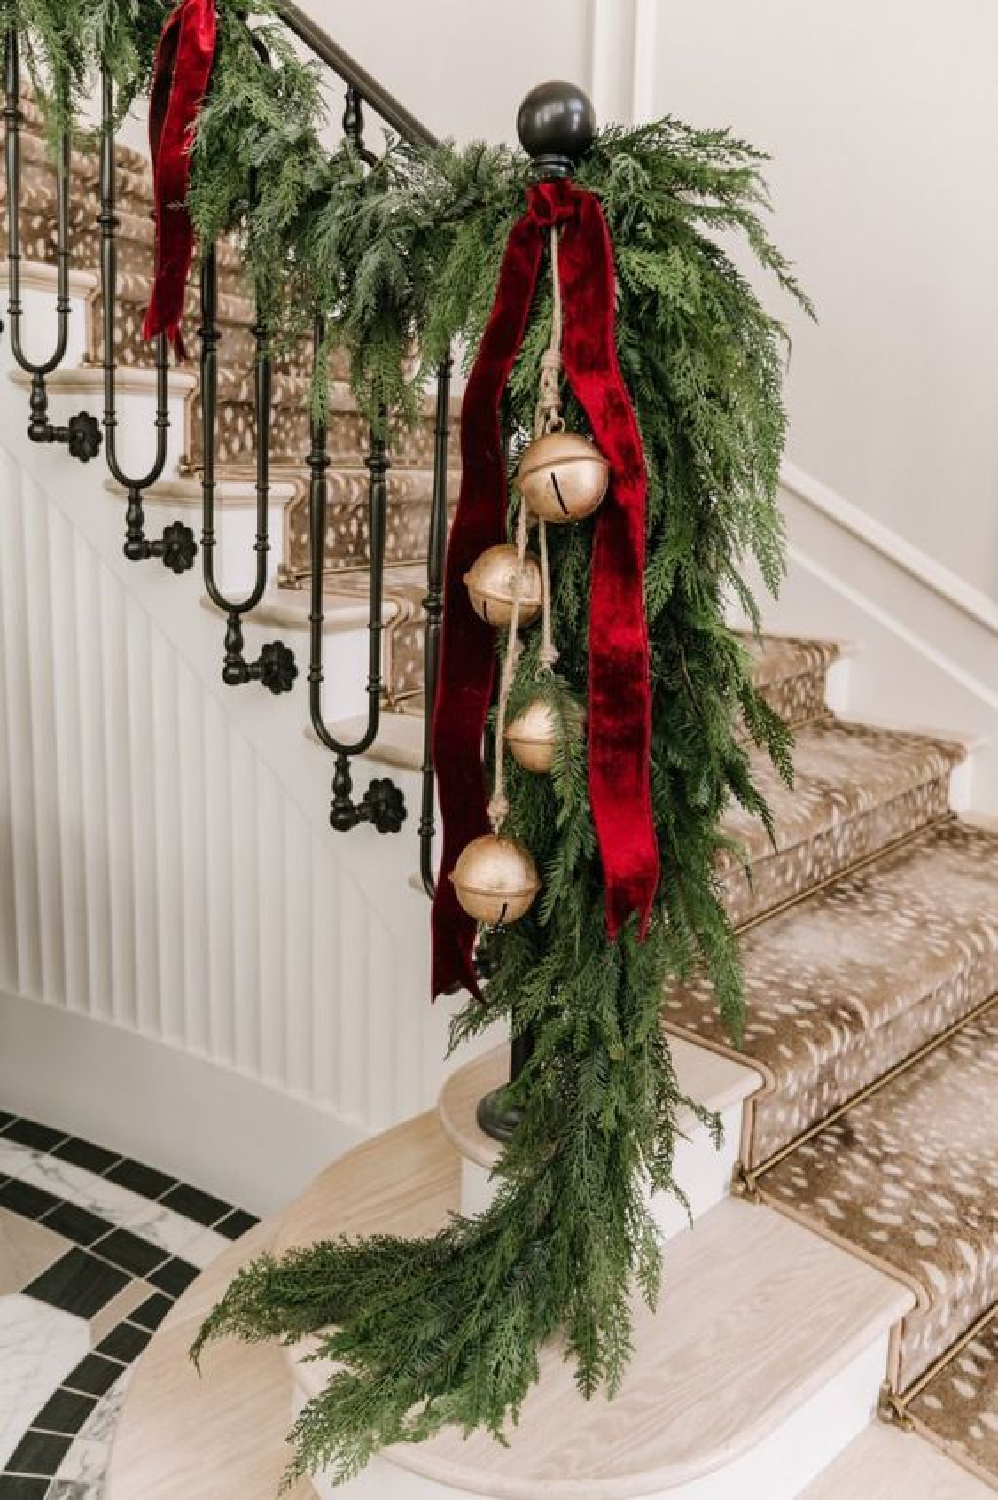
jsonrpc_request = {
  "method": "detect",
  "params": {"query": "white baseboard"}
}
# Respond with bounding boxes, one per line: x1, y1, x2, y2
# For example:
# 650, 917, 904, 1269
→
0, 988, 369, 1216
737, 464, 998, 813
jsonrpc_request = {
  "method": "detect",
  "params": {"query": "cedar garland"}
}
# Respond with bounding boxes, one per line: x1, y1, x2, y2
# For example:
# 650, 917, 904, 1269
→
4, 0, 812, 1485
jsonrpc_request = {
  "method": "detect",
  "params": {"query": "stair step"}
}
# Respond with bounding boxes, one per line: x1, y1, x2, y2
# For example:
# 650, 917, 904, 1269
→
440, 1039, 761, 1238
758, 994, 998, 1393
189, 377, 458, 476
279, 1113, 911, 1499
802, 1423, 994, 1499
667, 817, 998, 1166
907, 1306, 998, 1487
719, 718, 964, 927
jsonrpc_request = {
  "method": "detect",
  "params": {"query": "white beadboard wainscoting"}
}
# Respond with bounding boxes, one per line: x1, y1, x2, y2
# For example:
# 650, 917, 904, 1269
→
0, 430, 473, 1212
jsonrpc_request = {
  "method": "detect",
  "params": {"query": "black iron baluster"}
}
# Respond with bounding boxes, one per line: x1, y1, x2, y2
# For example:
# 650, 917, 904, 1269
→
308, 316, 405, 834
418, 352, 453, 895
3, 29, 101, 461
98, 66, 195, 574
342, 83, 378, 167
198, 244, 296, 693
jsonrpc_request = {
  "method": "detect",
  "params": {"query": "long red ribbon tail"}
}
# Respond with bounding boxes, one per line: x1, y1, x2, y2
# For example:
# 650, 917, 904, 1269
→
551, 181, 660, 935
430, 212, 546, 999
143, 0, 218, 357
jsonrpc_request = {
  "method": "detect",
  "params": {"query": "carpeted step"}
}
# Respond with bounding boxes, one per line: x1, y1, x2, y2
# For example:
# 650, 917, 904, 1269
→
666, 817, 998, 1165
719, 719, 964, 928
907, 1306, 998, 1490
192, 369, 458, 475
756, 995, 998, 1394
388, 624, 841, 726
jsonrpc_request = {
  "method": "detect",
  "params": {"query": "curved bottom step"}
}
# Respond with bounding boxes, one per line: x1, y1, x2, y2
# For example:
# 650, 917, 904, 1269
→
278, 1113, 912, 1500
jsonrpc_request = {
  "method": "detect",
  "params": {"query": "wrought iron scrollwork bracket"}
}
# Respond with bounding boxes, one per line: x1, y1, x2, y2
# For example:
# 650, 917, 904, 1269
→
199, 244, 296, 693
4, 30, 101, 464
308, 313, 405, 835
99, 66, 195, 574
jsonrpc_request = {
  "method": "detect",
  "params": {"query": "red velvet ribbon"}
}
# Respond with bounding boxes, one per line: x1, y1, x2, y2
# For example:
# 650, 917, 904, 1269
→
143, 0, 218, 356
431, 178, 659, 999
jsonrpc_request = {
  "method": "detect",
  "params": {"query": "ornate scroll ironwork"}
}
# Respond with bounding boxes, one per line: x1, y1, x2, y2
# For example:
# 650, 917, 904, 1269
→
308, 316, 405, 834
3, 29, 101, 462
98, 66, 195, 574
198, 244, 297, 693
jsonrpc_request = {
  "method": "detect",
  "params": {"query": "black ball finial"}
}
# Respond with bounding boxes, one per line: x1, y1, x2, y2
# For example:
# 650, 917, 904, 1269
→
517, 80, 596, 178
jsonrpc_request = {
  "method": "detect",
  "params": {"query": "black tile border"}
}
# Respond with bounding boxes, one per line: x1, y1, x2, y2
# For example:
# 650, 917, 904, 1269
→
0, 1108, 258, 1484
4, 1429, 74, 1479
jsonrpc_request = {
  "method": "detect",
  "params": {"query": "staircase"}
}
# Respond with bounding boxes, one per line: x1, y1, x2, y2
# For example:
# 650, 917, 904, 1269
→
0, 17, 996, 1500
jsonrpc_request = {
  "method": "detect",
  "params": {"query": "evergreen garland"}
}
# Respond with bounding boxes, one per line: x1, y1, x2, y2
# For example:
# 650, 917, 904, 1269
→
5, 2, 812, 1486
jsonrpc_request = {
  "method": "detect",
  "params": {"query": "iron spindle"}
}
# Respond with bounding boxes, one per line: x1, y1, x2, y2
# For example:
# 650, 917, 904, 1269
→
3, 29, 100, 461
308, 315, 405, 835
98, 66, 195, 573
198, 244, 296, 694
418, 352, 453, 895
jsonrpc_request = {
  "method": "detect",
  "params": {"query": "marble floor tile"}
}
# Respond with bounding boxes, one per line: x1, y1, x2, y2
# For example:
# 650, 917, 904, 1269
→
0, 1296, 90, 1466
0, 1211, 69, 1297
0, 1110, 252, 1496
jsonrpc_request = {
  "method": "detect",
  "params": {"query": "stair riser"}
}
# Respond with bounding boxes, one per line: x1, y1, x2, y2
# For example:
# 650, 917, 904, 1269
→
460, 1094, 747, 1244
190, 397, 456, 474
745, 955, 998, 1167
721, 777, 953, 928
281, 490, 460, 581
295, 1330, 894, 1500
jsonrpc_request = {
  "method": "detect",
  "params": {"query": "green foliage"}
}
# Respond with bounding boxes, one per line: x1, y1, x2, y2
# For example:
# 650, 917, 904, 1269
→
10, 2, 810, 1485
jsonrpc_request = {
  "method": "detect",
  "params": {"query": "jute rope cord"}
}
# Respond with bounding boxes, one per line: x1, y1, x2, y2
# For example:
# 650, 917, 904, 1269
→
488, 225, 564, 834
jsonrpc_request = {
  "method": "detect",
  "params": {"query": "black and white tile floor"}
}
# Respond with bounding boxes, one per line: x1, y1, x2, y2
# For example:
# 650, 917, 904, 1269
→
0, 1109, 257, 1498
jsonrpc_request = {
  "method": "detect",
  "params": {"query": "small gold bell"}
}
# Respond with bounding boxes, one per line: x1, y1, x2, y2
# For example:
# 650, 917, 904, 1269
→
450, 834, 541, 926
464, 544, 543, 629
518, 431, 609, 525
505, 698, 560, 773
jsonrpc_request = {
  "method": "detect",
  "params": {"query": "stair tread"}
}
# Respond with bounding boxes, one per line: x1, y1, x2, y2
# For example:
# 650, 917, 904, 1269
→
281, 1113, 911, 1497
802, 1423, 995, 1499
440, 1040, 762, 1171
666, 817, 998, 1164
760, 995, 998, 1392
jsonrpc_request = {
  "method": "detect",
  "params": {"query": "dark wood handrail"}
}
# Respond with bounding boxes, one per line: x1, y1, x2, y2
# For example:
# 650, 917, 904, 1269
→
273, 0, 439, 149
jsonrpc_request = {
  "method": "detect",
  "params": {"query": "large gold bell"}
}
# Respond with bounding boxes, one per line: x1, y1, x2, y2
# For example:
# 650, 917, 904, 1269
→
464, 544, 543, 628
450, 834, 541, 926
505, 698, 560, 773
518, 431, 609, 525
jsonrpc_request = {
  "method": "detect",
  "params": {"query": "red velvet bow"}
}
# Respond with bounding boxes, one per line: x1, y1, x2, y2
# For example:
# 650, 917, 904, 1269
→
431, 178, 659, 999
143, 0, 218, 356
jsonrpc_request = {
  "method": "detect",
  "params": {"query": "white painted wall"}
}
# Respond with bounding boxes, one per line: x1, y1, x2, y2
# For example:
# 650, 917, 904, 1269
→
292, 0, 590, 146
639, 0, 998, 606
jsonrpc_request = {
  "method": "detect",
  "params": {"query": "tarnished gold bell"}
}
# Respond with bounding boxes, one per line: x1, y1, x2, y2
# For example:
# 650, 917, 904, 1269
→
450, 834, 541, 926
464, 544, 543, 629
518, 431, 609, 525
505, 698, 560, 773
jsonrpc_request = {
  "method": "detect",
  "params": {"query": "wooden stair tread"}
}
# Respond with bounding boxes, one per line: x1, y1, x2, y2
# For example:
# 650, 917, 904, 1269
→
440, 1041, 761, 1172
281, 1112, 912, 1497
802, 1423, 995, 1499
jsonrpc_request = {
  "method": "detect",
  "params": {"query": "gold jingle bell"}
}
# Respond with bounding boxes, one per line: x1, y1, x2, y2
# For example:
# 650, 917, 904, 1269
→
505, 698, 560, 774
450, 834, 541, 926
518, 431, 609, 525
464, 544, 543, 629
